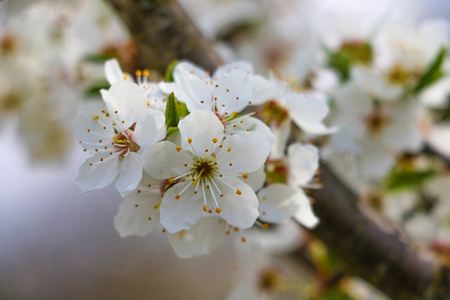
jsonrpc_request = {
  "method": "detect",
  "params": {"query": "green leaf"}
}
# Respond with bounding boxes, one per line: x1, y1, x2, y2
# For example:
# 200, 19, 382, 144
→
165, 92, 180, 129
178, 102, 189, 117
166, 127, 179, 137
414, 47, 447, 94
84, 81, 110, 98
165, 59, 179, 82
83, 53, 115, 64
385, 169, 436, 192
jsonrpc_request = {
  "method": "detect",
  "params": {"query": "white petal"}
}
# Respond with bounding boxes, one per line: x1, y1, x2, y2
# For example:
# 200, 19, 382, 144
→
133, 108, 166, 147
178, 110, 224, 159
143, 141, 193, 179
292, 189, 320, 229
114, 175, 162, 237
216, 132, 270, 174
285, 93, 332, 135
258, 184, 301, 224
167, 217, 228, 258
74, 104, 115, 148
160, 182, 207, 232
213, 61, 253, 77
115, 153, 144, 196
288, 143, 319, 186
216, 177, 259, 229
249, 75, 277, 105
226, 115, 276, 145
101, 81, 147, 126
74, 152, 119, 193
269, 120, 291, 160
104, 59, 124, 85
164, 61, 212, 112
214, 69, 253, 115
240, 166, 266, 192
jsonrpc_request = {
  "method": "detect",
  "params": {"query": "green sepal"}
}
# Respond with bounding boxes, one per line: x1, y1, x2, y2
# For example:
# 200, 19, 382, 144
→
84, 81, 110, 98
165, 59, 179, 82
384, 168, 436, 192
83, 53, 115, 64
414, 47, 447, 94
178, 102, 189, 117
165, 92, 180, 129
166, 127, 179, 137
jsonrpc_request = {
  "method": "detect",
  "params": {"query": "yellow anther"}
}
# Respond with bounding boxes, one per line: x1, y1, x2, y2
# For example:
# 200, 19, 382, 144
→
241, 237, 246, 243
262, 223, 269, 229
188, 138, 192, 143
175, 194, 181, 199
143, 69, 150, 77
135, 70, 142, 76
212, 137, 218, 143
215, 207, 222, 214
169, 178, 174, 184
227, 146, 232, 152
176, 146, 182, 152
242, 174, 248, 179
123, 75, 129, 80
234, 227, 239, 232
203, 205, 207, 212
93, 115, 99, 120
236, 189, 242, 195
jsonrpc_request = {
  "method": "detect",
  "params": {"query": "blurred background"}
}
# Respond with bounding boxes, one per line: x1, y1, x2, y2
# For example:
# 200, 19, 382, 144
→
1, 0, 450, 299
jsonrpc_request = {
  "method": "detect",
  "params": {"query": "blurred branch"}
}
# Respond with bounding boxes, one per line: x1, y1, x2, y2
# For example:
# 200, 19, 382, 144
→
309, 163, 448, 299
106, 0, 222, 74
106, 1, 449, 299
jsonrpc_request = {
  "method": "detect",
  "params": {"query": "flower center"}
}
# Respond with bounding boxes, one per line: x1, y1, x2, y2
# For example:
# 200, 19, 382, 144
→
258, 268, 282, 292
386, 64, 418, 86
0, 33, 19, 58
363, 107, 390, 135
113, 130, 139, 157
261, 100, 289, 127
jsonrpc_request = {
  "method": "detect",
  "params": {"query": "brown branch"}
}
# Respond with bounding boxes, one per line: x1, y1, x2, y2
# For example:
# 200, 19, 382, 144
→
105, 1, 450, 299
309, 163, 448, 299
106, 0, 222, 74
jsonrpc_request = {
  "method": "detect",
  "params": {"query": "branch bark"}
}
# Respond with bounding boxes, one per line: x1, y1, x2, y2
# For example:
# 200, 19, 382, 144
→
107, 0, 222, 74
309, 163, 448, 299
105, 1, 450, 299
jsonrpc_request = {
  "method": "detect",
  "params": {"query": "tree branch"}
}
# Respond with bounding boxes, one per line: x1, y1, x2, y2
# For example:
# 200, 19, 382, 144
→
105, 1, 449, 299
309, 163, 448, 299
107, 0, 222, 74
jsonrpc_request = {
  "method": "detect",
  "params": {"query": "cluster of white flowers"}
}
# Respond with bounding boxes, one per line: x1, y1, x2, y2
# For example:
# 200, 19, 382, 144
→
74, 59, 329, 258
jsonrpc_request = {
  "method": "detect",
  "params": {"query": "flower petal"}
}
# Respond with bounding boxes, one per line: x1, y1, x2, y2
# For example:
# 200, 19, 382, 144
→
240, 166, 266, 192
213, 61, 253, 77
74, 152, 119, 193
288, 143, 319, 186
143, 141, 193, 179
214, 69, 252, 115
178, 110, 224, 159
101, 81, 147, 126
167, 217, 228, 258
292, 189, 320, 229
226, 115, 276, 145
160, 182, 207, 232
115, 152, 144, 196
216, 132, 270, 174
133, 108, 166, 147
104, 59, 124, 85
285, 93, 332, 135
216, 177, 259, 229
258, 184, 301, 224
114, 174, 162, 237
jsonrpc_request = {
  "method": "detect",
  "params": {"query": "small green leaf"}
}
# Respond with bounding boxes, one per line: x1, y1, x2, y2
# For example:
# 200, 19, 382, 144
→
414, 47, 447, 94
165, 92, 180, 129
165, 59, 179, 82
166, 127, 179, 137
84, 81, 110, 98
83, 53, 115, 64
178, 102, 189, 117
385, 169, 436, 192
